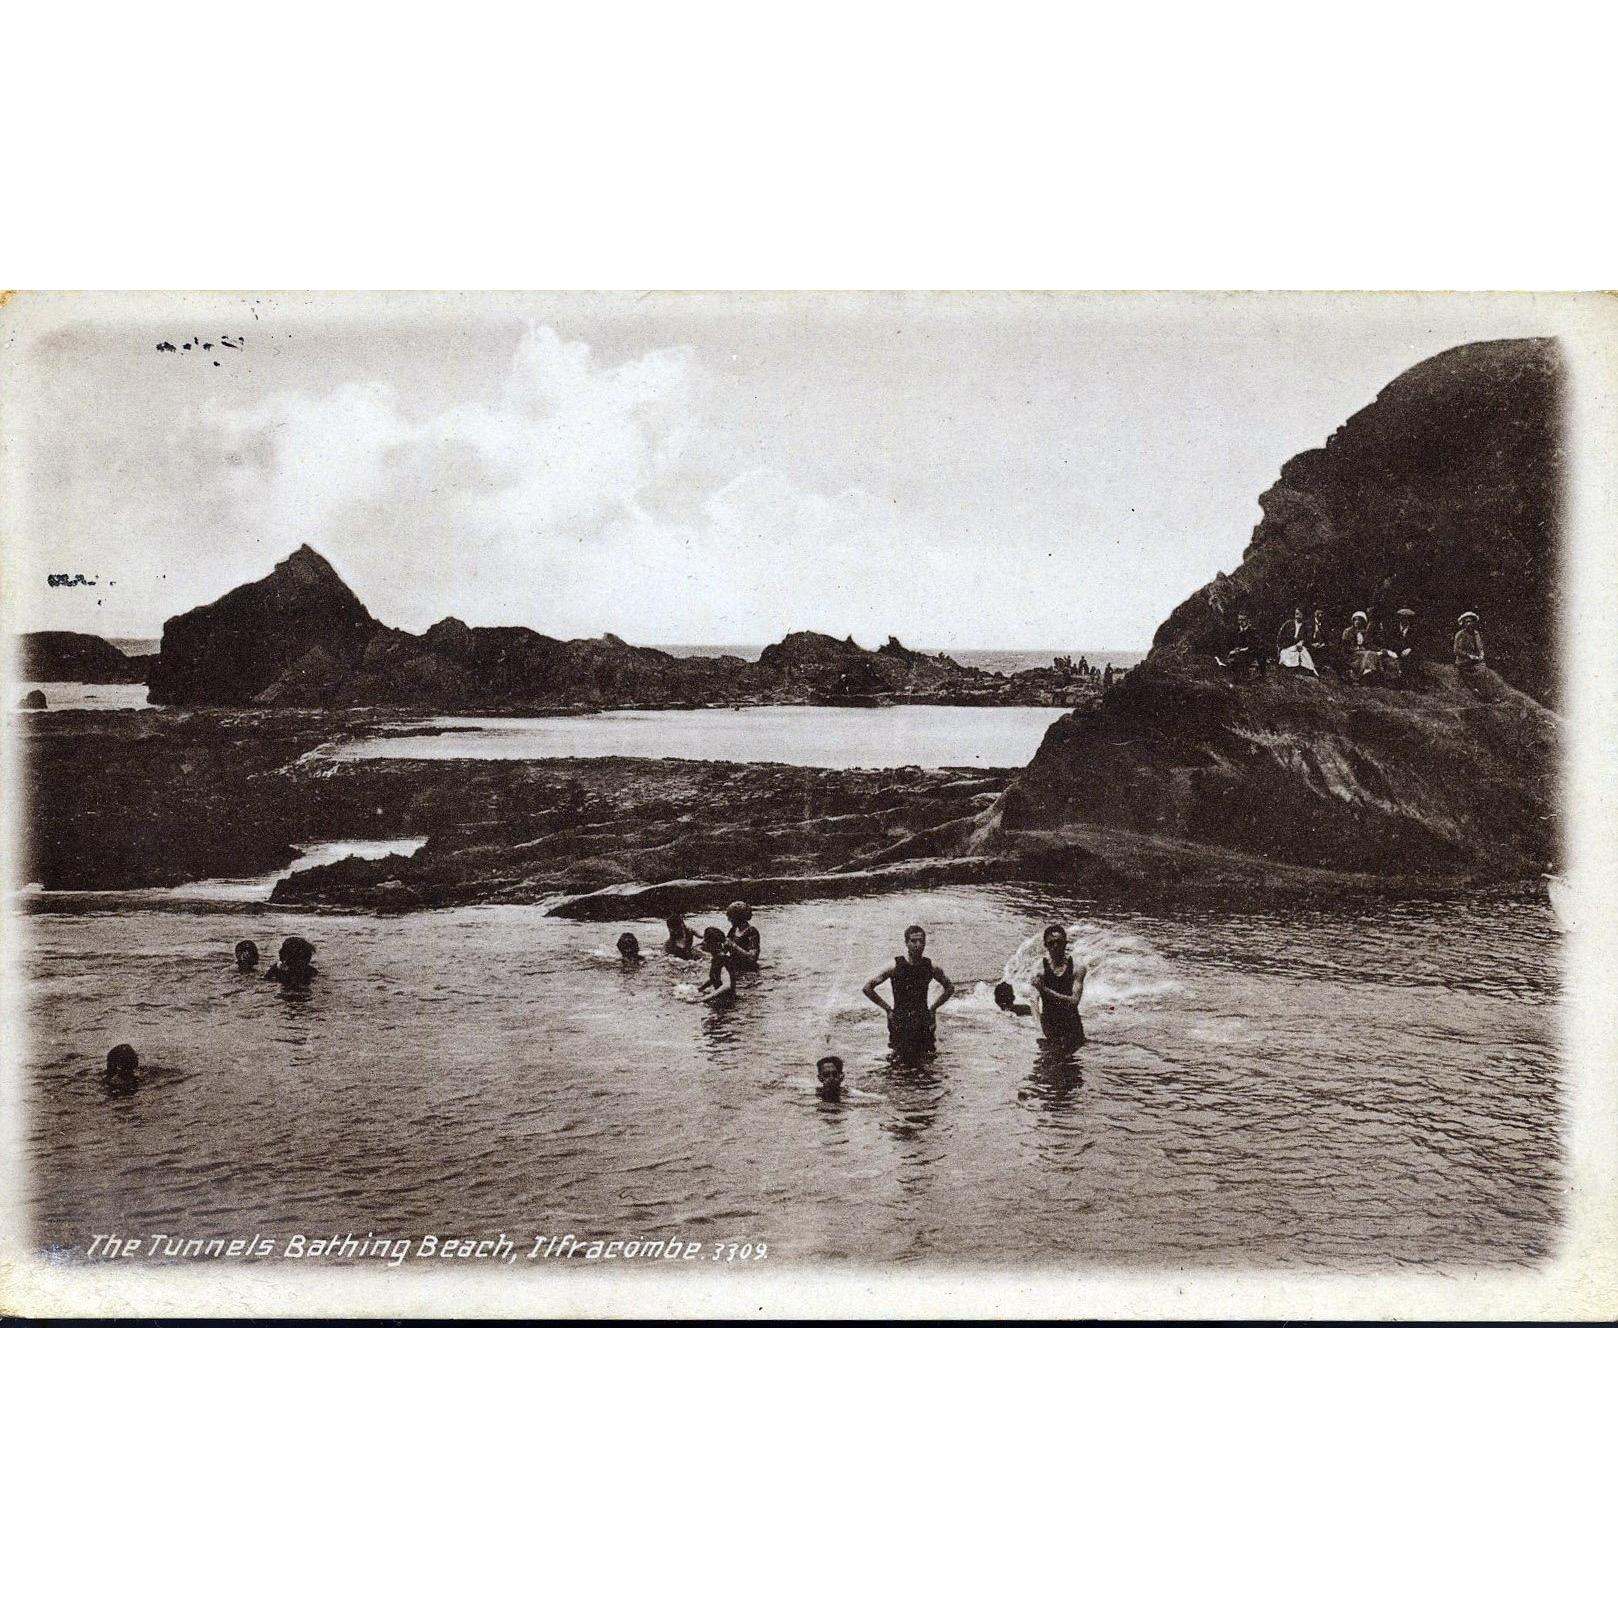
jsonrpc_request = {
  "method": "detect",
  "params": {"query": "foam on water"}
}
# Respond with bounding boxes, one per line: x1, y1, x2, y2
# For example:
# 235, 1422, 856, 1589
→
994, 920, 1182, 1009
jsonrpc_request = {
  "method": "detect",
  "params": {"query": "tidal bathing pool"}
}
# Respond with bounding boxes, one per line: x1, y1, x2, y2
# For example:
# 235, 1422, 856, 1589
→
23, 884, 1562, 1271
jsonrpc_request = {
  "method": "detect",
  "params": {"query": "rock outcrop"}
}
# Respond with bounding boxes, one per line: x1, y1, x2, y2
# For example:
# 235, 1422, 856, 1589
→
143, 546, 1103, 711
983, 338, 1564, 887
16, 631, 148, 684
1150, 337, 1562, 705
268, 755, 1016, 909
147, 545, 380, 705
17, 706, 1016, 898
756, 631, 978, 699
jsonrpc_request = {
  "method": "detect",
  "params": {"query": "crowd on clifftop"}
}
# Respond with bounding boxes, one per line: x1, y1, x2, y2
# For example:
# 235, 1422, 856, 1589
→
1215, 603, 1493, 697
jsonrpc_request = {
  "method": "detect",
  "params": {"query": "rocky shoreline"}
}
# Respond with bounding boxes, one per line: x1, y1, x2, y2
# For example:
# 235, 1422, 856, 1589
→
17, 706, 1021, 901
14, 338, 1565, 917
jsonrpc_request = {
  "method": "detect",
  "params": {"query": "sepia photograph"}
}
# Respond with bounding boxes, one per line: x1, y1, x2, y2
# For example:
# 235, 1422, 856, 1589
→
2, 290, 1614, 1319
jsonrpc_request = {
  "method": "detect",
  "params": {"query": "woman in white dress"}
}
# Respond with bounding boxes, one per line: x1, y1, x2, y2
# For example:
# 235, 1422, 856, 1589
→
1276, 605, 1318, 674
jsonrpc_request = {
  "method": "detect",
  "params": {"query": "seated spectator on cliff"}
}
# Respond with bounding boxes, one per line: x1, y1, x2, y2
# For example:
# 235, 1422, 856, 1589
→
1389, 607, 1421, 684
266, 936, 317, 988
1307, 608, 1333, 674
1340, 612, 1383, 683
1454, 611, 1492, 697
1276, 606, 1318, 675
1215, 611, 1262, 679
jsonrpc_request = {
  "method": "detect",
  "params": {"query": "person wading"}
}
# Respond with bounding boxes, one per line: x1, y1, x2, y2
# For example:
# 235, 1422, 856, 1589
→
864, 925, 955, 1055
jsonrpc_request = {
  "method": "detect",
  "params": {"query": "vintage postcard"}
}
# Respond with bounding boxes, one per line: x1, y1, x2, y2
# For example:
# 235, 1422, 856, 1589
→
2, 290, 1614, 1319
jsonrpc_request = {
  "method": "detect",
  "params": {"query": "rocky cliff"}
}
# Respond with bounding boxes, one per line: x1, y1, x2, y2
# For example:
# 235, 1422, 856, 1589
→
16, 631, 149, 683
145, 545, 1095, 710
986, 338, 1564, 886
1150, 337, 1562, 705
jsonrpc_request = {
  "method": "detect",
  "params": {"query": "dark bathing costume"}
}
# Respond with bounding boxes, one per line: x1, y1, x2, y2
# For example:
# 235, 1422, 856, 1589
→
727, 923, 761, 971
889, 954, 939, 1052
1038, 954, 1085, 1047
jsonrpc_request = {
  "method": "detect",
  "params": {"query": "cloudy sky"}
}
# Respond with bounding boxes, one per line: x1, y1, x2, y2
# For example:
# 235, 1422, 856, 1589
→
4, 291, 1571, 650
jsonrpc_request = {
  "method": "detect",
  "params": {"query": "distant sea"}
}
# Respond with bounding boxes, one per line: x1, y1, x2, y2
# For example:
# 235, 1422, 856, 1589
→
96, 639, 1144, 676
656, 646, 1145, 674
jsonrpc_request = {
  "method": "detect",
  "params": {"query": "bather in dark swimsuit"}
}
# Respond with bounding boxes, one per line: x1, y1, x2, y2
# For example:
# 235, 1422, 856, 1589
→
1036, 954, 1085, 1047
889, 954, 938, 1052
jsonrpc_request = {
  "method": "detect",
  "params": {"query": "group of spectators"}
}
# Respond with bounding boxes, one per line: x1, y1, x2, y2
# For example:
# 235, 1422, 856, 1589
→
1217, 604, 1490, 694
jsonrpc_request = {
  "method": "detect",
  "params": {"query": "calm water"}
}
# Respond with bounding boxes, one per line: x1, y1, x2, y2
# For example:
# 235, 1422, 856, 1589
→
11, 681, 150, 711
331, 704, 1068, 770
22, 886, 1562, 1270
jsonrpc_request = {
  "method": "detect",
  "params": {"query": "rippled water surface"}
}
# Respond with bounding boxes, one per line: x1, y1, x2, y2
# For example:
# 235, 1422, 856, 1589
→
330, 705, 1069, 769
22, 886, 1562, 1269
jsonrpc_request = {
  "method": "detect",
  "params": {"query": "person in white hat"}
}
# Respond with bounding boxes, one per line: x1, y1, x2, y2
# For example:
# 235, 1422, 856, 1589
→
1340, 610, 1376, 683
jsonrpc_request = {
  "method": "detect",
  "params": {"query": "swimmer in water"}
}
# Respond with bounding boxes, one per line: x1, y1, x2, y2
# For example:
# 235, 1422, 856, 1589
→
723, 901, 761, 973
234, 940, 260, 972
993, 981, 1033, 1017
664, 913, 699, 959
616, 931, 643, 965
266, 935, 317, 988
1030, 924, 1086, 1048
815, 1054, 845, 1100
699, 926, 736, 998
864, 924, 955, 1054
105, 1043, 140, 1093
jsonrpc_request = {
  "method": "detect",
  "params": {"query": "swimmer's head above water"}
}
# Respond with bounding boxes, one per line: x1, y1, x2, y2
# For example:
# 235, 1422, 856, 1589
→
267, 936, 317, 985
105, 1043, 140, 1089
234, 939, 259, 971
725, 901, 752, 926
993, 981, 1016, 1010
815, 1054, 844, 1097
616, 931, 641, 962
701, 926, 727, 955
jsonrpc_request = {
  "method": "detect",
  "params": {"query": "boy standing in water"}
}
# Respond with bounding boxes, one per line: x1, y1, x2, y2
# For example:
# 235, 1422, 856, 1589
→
864, 925, 955, 1054
1031, 924, 1087, 1049
699, 926, 737, 998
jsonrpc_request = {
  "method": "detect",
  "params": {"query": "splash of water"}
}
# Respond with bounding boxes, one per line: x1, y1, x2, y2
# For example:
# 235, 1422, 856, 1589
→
993, 920, 1182, 1010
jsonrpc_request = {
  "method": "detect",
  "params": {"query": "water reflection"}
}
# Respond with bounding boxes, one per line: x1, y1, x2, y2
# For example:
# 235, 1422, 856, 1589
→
1018, 1042, 1086, 1113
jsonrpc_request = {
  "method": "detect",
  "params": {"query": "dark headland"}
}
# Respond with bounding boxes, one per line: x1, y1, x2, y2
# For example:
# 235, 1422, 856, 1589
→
17, 631, 151, 684
142, 547, 1100, 711
18, 338, 1561, 913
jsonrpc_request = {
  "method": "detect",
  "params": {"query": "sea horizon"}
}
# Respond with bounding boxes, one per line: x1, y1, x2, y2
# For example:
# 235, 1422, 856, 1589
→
52, 636, 1148, 677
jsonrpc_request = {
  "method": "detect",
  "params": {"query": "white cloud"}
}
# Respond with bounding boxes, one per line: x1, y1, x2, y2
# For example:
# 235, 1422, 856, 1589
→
212, 324, 709, 628
200, 326, 1015, 647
